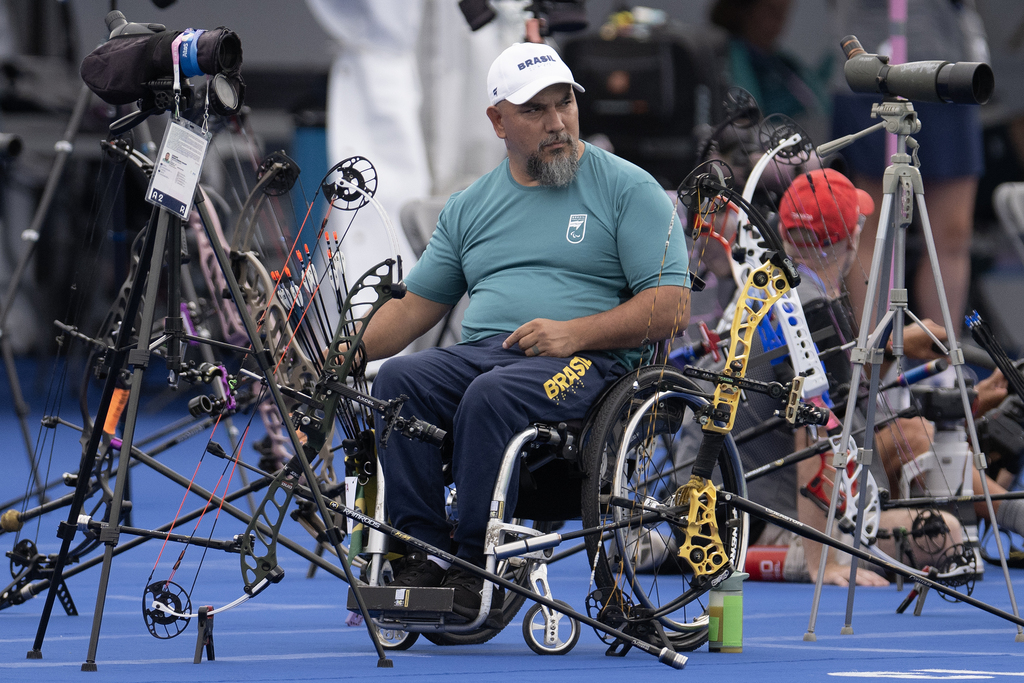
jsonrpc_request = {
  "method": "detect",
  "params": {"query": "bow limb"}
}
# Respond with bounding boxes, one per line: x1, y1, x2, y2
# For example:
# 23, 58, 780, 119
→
190, 186, 249, 346
239, 258, 402, 592
228, 157, 297, 254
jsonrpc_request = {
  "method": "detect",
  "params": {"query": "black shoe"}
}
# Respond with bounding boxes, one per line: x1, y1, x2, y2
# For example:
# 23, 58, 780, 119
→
442, 565, 504, 625
389, 552, 446, 588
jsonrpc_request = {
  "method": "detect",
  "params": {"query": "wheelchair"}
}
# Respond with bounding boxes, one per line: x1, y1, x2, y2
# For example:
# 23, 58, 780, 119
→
352, 363, 748, 655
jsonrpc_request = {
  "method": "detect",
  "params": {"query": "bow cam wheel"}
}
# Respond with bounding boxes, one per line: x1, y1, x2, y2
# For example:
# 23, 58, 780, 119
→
757, 114, 813, 165
322, 156, 377, 211
142, 579, 192, 639
723, 87, 761, 129
257, 151, 301, 196
677, 160, 734, 217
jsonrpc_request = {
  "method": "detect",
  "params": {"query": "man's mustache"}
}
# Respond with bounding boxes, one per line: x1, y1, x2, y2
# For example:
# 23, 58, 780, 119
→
538, 132, 574, 152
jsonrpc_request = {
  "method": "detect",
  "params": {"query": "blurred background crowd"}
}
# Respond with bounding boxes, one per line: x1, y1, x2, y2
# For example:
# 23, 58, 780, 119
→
1, 0, 1023, 363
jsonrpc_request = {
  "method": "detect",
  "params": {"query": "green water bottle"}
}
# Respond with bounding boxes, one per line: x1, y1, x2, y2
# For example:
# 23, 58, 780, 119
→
708, 571, 748, 653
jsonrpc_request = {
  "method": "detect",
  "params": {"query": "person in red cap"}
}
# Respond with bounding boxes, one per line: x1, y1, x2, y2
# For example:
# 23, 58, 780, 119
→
778, 168, 872, 301
776, 169, 1016, 587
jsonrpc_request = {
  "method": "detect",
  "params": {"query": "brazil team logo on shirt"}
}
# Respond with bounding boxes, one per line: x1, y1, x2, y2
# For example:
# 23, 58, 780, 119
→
567, 214, 587, 244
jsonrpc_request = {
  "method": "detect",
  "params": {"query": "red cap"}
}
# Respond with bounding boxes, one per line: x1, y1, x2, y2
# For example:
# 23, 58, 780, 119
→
778, 169, 874, 247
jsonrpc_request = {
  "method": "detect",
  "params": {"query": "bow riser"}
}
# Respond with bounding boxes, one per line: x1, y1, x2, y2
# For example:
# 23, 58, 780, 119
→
706, 260, 790, 434
190, 196, 248, 347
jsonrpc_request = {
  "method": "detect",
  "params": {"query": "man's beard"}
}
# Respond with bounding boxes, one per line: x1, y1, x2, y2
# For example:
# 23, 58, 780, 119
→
526, 133, 580, 187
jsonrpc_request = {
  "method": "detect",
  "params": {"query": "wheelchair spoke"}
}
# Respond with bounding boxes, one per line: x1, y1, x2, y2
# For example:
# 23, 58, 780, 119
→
581, 366, 748, 652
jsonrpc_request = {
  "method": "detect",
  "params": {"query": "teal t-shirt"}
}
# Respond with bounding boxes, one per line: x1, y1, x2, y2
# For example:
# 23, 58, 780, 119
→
405, 142, 690, 367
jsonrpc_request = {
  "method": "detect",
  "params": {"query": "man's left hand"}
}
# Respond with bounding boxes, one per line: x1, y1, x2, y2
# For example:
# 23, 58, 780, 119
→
503, 318, 578, 357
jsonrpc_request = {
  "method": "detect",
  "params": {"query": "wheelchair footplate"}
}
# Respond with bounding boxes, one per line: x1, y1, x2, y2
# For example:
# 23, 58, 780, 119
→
346, 586, 503, 629
347, 586, 454, 620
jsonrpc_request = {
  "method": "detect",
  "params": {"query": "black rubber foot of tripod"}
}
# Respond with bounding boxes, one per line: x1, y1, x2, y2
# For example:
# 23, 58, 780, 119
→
25, 649, 41, 660
81, 661, 97, 671
377, 657, 393, 668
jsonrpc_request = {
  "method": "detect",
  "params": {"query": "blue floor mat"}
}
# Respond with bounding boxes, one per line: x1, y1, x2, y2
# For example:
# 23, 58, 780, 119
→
1, 366, 1024, 681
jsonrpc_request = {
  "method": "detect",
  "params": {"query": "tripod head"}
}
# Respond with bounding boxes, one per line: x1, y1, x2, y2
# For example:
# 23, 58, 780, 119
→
108, 79, 195, 136
816, 97, 923, 159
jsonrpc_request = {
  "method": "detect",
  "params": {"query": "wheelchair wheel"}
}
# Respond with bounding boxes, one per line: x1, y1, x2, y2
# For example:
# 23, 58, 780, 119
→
377, 626, 419, 650
522, 599, 580, 655
580, 365, 748, 652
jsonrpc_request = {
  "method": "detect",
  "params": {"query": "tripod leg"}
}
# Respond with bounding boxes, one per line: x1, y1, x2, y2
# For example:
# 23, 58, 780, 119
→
27, 205, 162, 661
841, 172, 911, 634
805, 191, 896, 640
916, 193, 1024, 639
82, 210, 175, 671
842, 354, 885, 634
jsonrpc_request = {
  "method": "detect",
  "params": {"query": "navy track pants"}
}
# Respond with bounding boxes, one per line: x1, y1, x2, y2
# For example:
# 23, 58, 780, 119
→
371, 334, 624, 564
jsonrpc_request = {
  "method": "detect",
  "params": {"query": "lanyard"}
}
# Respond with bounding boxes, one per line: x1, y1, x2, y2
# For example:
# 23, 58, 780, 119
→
170, 29, 199, 117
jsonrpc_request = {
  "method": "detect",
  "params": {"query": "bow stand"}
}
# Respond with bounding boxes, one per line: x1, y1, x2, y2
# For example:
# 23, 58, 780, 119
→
26, 156, 399, 669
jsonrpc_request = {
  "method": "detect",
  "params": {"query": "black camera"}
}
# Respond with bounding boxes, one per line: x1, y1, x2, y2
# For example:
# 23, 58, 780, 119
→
840, 35, 993, 105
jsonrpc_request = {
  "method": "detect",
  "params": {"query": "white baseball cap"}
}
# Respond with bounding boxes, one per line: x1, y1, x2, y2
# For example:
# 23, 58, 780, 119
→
486, 42, 584, 107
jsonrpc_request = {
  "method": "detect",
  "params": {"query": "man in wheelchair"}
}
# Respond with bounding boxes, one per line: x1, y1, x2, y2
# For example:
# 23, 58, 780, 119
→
357, 42, 691, 622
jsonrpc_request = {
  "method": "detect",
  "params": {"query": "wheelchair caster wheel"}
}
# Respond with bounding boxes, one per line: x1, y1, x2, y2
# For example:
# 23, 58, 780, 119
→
377, 625, 419, 650
522, 599, 580, 655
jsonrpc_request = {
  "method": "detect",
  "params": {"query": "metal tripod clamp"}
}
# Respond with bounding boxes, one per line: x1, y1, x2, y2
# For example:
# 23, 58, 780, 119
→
872, 99, 922, 136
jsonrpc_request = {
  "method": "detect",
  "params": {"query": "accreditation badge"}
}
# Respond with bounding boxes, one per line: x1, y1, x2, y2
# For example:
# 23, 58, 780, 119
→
146, 116, 211, 220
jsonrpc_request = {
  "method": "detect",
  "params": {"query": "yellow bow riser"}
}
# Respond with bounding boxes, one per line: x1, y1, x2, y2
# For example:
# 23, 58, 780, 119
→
705, 260, 791, 435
